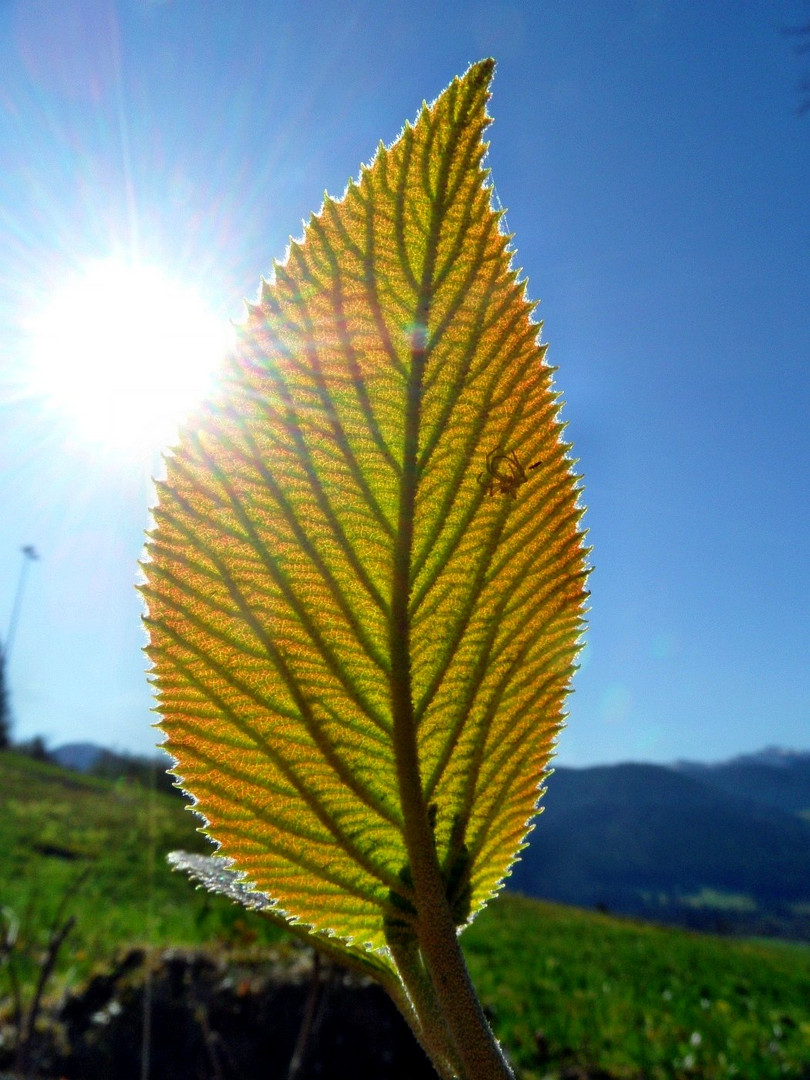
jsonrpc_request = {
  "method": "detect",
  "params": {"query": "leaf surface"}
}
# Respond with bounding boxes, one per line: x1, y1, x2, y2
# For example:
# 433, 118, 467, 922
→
143, 59, 588, 957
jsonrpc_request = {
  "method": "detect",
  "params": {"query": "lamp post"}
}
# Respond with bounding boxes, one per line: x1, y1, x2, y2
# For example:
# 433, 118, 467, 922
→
4, 544, 40, 662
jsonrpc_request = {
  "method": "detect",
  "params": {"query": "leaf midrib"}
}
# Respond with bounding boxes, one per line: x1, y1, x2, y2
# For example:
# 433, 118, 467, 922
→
389, 70, 476, 907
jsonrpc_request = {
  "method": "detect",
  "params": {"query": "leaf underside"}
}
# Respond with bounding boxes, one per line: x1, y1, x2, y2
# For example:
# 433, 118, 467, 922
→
143, 59, 588, 962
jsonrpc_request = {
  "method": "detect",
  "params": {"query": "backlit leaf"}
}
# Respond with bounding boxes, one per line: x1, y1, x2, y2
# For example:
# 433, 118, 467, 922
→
143, 59, 588, 960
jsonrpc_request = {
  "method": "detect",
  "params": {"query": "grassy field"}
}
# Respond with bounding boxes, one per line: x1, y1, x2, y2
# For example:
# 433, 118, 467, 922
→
2, 750, 809, 1079
0, 751, 286, 988
465, 896, 810, 1079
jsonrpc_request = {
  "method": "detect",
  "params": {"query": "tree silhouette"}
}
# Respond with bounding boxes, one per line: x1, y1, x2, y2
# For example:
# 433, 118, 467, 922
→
0, 645, 11, 749
2, 543, 39, 749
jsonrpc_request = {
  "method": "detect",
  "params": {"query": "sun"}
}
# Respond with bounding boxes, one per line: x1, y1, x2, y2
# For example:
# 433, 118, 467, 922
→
28, 258, 233, 458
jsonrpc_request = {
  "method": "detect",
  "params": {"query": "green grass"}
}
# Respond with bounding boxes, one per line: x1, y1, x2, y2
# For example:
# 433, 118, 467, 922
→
2, 751, 809, 1079
0, 751, 284, 992
466, 896, 810, 1079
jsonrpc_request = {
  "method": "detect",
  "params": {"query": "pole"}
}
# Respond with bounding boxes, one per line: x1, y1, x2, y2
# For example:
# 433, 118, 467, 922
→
5, 544, 39, 663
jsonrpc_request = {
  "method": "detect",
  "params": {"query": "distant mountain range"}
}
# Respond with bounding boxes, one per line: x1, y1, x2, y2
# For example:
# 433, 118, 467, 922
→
51, 741, 108, 772
508, 749, 810, 939
51, 741, 810, 940
51, 741, 172, 772
50, 741, 176, 795
675, 746, 810, 815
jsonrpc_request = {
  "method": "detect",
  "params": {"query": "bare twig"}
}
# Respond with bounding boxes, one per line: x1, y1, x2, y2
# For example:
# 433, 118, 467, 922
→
15, 914, 75, 1078
9, 868, 89, 1078
287, 951, 335, 1080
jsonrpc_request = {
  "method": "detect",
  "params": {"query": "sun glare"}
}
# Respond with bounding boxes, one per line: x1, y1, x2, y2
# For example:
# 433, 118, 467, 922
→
28, 259, 232, 458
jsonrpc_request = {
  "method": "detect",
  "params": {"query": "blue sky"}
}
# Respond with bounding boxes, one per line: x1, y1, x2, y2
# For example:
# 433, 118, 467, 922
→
1, 0, 808, 766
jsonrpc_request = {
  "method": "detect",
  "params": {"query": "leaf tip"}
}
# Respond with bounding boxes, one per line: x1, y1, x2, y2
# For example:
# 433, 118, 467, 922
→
464, 56, 496, 86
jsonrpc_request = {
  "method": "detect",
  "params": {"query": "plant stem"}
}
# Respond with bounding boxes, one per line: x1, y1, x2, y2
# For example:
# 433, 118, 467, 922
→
386, 933, 463, 1079
392, 707, 514, 1079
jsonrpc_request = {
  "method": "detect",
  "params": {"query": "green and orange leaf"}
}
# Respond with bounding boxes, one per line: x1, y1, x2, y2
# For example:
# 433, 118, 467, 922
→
142, 58, 588, 959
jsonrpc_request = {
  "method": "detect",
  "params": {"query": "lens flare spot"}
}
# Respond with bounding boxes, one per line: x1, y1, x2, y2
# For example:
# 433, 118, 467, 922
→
601, 683, 632, 725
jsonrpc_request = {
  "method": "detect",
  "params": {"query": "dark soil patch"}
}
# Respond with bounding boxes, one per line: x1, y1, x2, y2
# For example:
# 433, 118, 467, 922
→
4, 946, 439, 1079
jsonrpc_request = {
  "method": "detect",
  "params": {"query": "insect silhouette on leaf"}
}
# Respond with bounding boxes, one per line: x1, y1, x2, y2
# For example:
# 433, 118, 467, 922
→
478, 446, 541, 498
